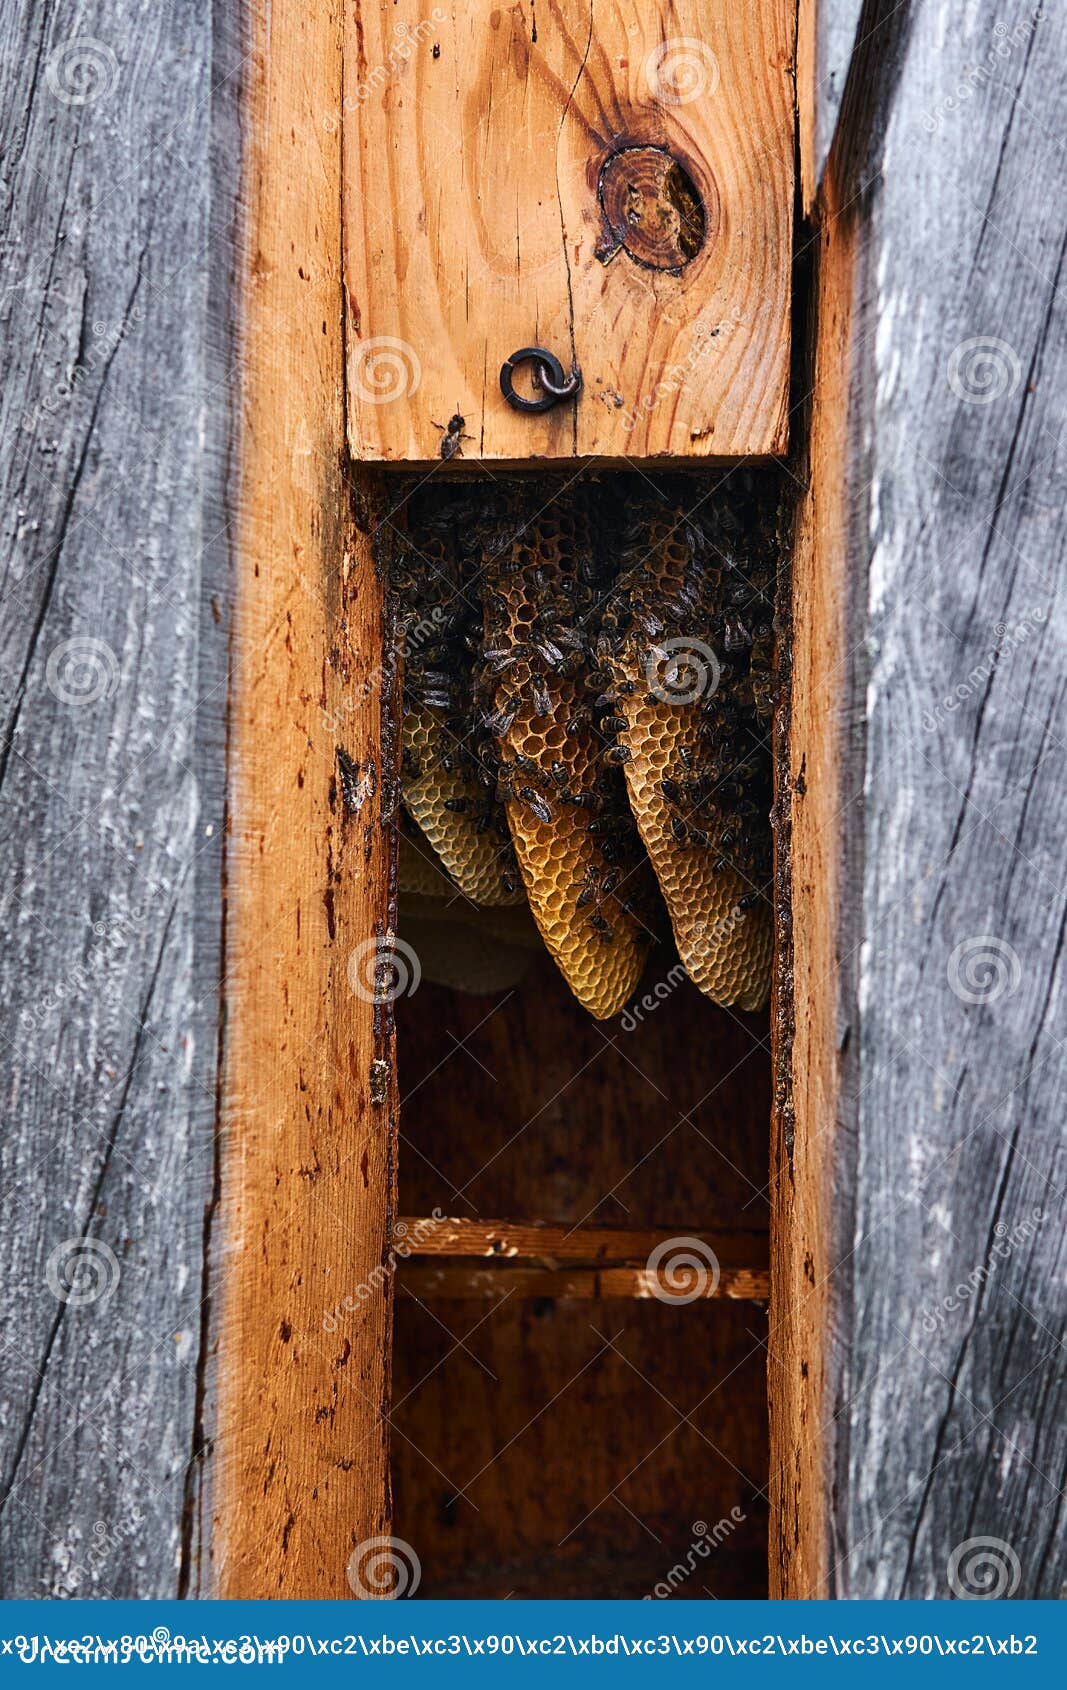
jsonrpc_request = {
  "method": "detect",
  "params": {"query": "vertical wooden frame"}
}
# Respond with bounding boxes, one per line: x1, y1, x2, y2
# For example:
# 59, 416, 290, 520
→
768, 160, 859, 1600
215, 0, 399, 1597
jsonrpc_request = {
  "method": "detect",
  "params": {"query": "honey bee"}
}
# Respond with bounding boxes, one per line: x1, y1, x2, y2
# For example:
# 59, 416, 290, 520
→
433, 411, 472, 462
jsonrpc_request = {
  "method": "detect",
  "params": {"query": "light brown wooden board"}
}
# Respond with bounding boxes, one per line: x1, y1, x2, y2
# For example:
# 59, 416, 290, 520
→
399, 1216, 769, 1298
767, 156, 857, 1601
215, 0, 399, 1599
343, 0, 795, 464
400, 1262, 770, 1299
399, 1216, 767, 1266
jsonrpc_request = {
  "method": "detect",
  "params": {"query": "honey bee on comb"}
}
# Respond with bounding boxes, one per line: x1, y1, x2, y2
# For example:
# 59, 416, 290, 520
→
388, 471, 776, 1022
468, 483, 654, 1020
393, 490, 523, 906
596, 475, 776, 1011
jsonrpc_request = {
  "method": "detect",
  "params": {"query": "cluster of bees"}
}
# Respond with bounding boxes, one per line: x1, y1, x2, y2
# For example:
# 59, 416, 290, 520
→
389, 473, 778, 1019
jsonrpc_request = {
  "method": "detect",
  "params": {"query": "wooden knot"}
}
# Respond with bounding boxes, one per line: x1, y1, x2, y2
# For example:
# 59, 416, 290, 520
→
595, 146, 708, 273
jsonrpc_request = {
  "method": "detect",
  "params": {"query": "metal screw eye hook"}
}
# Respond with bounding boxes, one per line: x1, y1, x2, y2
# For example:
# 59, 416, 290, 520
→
537, 360, 582, 401
500, 345, 583, 413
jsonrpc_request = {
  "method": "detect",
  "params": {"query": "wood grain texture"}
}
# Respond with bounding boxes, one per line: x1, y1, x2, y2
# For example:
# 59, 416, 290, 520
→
400, 1262, 770, 1300
214, 0, 399, 1599
343, 0, 795, 464
0, 0, 234, 1598
797, 0, 865, 212
769, 142, 859, 1604
400, 1216, 767, 1265
775, 0, 1067, 1599
395, 959, 771, 1231
400, 1214, 770, 1299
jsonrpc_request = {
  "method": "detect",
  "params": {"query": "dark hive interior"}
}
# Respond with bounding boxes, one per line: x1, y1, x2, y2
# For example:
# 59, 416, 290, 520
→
387, 469, 781, 1598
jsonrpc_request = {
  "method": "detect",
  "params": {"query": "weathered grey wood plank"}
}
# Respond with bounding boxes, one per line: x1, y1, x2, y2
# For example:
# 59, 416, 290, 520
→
0, 0, 236, 1596
789, 0, 1067, 1599
801, 0, 865, 207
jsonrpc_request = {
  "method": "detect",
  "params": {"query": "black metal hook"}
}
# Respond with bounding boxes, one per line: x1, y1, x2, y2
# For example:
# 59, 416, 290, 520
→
499, 346, 583, 414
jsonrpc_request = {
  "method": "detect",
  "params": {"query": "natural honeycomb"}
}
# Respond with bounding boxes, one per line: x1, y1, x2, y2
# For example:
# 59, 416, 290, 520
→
399, 908, 536, 995
398, 818, 539, 993
393, 493, 522, 906
472, 487, 652, 1020
402, 704, 522, 905
396, 814, 461, 900
389, 476, 777, 1021
598, 488, 774, 1011
398, 815, 536, 944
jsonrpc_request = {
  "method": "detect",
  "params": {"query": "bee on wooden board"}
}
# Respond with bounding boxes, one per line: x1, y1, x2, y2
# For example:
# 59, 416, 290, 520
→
433, 410, 472, 461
